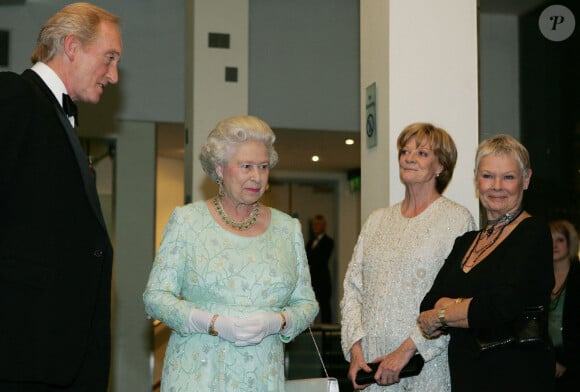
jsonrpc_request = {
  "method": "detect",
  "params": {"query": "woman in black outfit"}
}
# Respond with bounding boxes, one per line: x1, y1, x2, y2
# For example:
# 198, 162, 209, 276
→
549, 219, 580, 391
417, 135, 555, 391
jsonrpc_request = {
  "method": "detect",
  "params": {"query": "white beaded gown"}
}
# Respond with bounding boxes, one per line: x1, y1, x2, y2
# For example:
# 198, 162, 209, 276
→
144, 201, 319, 391
341, 197, 475, 391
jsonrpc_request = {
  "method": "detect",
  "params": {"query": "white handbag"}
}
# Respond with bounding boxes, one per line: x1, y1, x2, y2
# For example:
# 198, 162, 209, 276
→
284, 327, 340, 392
285, 377, 339, 392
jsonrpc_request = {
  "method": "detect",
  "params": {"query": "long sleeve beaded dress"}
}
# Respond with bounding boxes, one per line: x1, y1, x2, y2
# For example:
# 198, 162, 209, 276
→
341, 197, 475, 391
144, 201, 319, 392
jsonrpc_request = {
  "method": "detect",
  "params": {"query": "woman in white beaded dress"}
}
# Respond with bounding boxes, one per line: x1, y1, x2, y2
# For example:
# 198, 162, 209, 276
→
341, 122, 475, 391
143, 115, 318, 391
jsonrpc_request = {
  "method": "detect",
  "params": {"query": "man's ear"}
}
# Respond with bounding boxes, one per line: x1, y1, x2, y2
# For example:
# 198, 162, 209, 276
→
63, 35, 80, 60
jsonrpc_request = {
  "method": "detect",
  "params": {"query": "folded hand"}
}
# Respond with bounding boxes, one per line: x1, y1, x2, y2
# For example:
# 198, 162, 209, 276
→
231, 312, 282, 346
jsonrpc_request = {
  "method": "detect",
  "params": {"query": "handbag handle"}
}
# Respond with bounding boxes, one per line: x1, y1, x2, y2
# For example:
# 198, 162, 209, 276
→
307, 326, 330, 378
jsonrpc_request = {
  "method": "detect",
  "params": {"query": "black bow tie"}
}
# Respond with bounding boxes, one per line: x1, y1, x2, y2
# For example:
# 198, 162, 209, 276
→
62, 93, 79, 125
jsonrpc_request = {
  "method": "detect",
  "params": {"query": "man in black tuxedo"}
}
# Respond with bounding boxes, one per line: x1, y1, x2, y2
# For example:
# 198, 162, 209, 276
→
306, 214, 335, 323
0, 3, 122, 391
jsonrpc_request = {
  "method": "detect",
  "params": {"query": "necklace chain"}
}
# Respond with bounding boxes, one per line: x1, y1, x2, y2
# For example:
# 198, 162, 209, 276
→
462, 208, 523, 269
484, 208, 522, 237
213, 197, 260, 231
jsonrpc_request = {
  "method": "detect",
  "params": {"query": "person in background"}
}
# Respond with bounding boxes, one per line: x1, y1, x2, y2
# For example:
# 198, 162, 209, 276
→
548, 219, 580, 391
0, 3, 121, 390
341, 122, 475, 391
306, 214, 335, 323
143, 115, 318, 391
418, 134, 555, 391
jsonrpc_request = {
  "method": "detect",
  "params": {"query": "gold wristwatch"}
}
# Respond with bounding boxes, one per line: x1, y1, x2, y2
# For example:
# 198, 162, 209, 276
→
208, 314, 219, 336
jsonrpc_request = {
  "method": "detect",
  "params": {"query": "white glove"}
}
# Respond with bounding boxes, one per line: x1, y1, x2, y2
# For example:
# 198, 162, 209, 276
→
188, 309, 287, 346
233, 312, 285, 346
213, 314, 245, 344
187, 308, 240, 344
187, 307, 213, 333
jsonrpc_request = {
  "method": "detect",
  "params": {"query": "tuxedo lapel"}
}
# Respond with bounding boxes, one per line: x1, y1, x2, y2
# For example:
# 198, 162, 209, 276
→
55, 109, 107, 229
22, 70, 107, 230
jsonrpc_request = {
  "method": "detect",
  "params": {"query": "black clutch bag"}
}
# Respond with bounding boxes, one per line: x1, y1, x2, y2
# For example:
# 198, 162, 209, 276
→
474, 305, 550, 352
355, 353, 425, 385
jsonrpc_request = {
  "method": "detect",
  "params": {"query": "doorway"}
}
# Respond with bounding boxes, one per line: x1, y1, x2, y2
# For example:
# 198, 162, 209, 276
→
264, 179, 340, 324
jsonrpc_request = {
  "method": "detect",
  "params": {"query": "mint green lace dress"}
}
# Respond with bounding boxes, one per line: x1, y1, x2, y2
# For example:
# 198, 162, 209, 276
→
144, 201, 319, 391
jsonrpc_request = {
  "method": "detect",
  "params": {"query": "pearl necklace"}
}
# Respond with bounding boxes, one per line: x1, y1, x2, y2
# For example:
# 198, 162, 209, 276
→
213, 197, 260, 231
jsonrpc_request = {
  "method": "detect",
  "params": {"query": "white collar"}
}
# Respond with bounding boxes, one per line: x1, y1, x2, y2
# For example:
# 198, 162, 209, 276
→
31, 62, 69, 107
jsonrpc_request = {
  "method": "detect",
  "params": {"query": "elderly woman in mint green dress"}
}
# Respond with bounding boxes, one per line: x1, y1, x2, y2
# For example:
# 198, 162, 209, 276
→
143, 115, 318, 391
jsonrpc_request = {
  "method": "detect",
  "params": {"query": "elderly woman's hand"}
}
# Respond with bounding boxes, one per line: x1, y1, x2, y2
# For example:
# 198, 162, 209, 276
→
187, 309, 274, 345
347, 341, 373, 390
434, 297, 455, 309
233, 312, 285, 346
417, 309, 444, 338
370, 341, 416, 386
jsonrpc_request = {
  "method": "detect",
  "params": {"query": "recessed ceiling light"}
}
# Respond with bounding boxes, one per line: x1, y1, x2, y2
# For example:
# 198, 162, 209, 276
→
311, 155, 320, 162
345, 138, 355, 145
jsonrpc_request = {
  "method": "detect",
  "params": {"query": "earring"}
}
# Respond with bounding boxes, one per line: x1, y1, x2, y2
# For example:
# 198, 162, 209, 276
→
436, 172, 440, 177
217, 177, 224, 196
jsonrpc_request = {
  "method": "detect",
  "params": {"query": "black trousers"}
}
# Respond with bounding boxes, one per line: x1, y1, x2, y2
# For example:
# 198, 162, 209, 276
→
0, 319, 110, 392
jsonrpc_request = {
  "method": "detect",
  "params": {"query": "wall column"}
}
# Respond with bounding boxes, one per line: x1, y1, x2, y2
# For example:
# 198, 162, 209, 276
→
184, 0, 250, 202
111, 120, 156, 392
360, 0, 480, 222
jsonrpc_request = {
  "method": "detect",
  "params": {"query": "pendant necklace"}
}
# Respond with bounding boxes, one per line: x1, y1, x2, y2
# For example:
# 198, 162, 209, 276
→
484, 208, 522, 237
213, 196, 260, 231
462, 208, 523, 269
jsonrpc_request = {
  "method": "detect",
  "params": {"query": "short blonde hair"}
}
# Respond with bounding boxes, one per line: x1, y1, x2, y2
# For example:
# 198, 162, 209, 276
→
199, 115, 279, 182
475, 134, 531, 180
31, 2, 121, 63
397, 122, 458, 194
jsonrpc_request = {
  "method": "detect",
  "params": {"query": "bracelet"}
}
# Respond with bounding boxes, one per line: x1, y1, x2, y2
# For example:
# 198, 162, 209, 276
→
208, 314, 219, 336
438, 306, 448, 328
279, 312, 287, 332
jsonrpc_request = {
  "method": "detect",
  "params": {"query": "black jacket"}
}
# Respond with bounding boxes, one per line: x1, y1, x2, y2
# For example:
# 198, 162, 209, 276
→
557, 260, 580, 370
0, 70, 113, 386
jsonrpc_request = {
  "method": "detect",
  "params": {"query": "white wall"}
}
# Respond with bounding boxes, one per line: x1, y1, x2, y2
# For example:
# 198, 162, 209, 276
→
359, 0, 391, 220
249, 0, 360, 131
361, 0, 480, 223
184, 0, 250, 203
